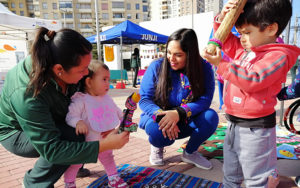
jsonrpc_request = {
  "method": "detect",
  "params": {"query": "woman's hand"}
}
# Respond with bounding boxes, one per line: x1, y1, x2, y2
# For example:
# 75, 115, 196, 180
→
76, 120, 89, 135
201, 47, 222, 66
157, 110, 180, 140
101, 129, 114, 138
219, 0, 239, 22
99, 129, 130, 152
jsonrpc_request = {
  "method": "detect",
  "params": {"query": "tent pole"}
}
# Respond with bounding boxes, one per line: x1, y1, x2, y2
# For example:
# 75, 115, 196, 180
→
95, 0, 101, 60
121, 36, 123, 81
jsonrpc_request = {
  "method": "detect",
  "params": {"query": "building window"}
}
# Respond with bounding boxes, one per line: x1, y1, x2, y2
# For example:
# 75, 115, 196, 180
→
127, 14, 131, 19
27, 5, 33, 10
53, 13, 58, 19
135, 4, 140, 10
34, 5, 39, 11
143, 14, 148, 21
11, 3, 15, 8
126, 3, 131, 10
102, 13, 109, 20
59, 2, 72, 9
142, 0, 147, 3
142, 5, 148, 12
113, 13, 123, 18
66, 23, 73, 29
65, 13, 73, 19
76, 4, 80, 9
112, 2, 124, 9
53, 3, 57, 9
136, 13, 140, 19
42, 2, 47, 9
101, 3, 108, 10
19, 3, 24, 8
43, 13, 48, 19
81, 13, 91, 19
20, 11, 24, 16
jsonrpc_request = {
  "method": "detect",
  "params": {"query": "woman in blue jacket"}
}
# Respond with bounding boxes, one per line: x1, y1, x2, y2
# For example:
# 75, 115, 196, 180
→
139, 28, 218, 169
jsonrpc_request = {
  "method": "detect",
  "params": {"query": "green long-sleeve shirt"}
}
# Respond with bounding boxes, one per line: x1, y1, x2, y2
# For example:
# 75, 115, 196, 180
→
0, 57, 99, 165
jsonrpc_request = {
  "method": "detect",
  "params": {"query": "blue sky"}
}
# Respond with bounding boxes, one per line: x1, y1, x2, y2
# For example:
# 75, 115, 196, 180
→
223, 0, 300, 45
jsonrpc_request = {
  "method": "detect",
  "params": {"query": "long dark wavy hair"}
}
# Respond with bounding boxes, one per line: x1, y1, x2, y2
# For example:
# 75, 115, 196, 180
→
154, 28, 205, 110
28, 27, 92, 97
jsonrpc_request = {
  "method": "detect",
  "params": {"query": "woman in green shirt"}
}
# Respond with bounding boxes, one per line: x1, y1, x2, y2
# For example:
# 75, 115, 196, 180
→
130, 48, 141, 88
0, 27, 129, 188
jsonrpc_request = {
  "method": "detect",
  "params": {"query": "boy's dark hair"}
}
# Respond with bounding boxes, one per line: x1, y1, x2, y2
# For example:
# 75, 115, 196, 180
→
235, 0, 292, 36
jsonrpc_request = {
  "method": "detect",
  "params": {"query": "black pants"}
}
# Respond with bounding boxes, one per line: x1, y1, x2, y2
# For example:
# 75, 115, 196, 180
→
1, 124, 84, 188
132, 67, 139, 87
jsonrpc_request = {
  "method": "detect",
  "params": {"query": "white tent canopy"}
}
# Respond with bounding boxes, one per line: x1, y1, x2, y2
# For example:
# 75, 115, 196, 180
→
0, 3, 62, 41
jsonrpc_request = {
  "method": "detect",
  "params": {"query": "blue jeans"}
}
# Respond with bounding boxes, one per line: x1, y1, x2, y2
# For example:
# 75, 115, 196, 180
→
144, 108, 218, 153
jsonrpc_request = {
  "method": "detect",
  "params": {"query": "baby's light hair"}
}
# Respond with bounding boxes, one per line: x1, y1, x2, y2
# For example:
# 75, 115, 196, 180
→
88, 60, 109, 78
78, 60, 109, 92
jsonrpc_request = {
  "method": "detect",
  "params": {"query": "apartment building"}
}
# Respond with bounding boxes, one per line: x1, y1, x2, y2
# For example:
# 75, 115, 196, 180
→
2, 0, 150, 37
150, 0, 216, 21
204, 0, 223, 16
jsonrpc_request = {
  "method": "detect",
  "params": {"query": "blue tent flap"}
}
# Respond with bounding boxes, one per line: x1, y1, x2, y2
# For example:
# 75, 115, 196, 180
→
86, 20, 168, 44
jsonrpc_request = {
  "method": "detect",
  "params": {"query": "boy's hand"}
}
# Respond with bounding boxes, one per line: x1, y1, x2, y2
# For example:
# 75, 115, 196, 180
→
219, 0, 239, 22
201, 47, 222, 66
99, 129, 130, 152
75, 120, 89, 135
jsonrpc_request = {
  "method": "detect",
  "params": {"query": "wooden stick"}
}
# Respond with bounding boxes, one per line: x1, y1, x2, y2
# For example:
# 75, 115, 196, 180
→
207, 0, 247, 55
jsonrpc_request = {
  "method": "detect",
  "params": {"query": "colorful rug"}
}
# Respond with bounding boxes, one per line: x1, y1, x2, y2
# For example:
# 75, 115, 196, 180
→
178, 123, 227, 160
88, 164, 223, 188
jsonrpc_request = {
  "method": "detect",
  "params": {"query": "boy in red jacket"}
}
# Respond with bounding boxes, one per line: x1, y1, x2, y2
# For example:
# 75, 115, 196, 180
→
202, 0, 300, 187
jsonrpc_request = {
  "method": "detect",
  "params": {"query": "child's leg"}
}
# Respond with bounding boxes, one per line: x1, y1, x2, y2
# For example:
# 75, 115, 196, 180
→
64, 164, 82, 183
98, 150, 118, 176
238, 126, 277, 188
223, 121, 244, 188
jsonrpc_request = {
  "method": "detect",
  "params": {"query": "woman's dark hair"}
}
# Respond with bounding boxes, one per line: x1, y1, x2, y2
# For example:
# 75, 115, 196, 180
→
133, 48, 139, 56
28, 27, 92, 97
235, 0, 292, 36
154, 28, 205, 110
78, 60, 109, 92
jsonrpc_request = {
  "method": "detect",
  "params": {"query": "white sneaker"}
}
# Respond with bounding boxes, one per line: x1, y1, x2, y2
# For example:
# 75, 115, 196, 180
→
149, 145, 165, 166
181, 150, 212, 170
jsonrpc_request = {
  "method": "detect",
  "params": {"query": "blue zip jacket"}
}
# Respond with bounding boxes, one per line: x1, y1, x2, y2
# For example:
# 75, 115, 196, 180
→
139, 58, 215, 129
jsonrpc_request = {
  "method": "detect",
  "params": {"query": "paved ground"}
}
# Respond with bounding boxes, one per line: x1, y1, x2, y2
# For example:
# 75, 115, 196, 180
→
1, 75, 300, 187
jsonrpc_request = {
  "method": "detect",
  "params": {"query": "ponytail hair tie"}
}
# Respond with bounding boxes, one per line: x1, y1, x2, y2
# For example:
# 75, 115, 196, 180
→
44, 30, 56, 41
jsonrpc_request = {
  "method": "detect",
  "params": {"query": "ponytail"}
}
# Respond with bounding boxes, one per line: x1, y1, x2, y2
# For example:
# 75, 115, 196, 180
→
28, 27, 55, 97
27, 27, 92, 97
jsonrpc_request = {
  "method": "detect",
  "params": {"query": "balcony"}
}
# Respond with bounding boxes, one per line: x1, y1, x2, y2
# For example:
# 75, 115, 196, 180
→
80, 28, 93, 32
79, 19, 93, 23
77, 0, 91, 3
78, 8, 92, 13
112, 17, 125, 22
111, 8, 125, 12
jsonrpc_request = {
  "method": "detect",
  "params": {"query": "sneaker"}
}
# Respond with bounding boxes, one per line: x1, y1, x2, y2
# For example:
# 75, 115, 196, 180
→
295, 176, 300, 188
149, 145, 165, 166
65, 182, 76, 188
76, 167, 90, 178
108, 176, 128, 188
181, 150, 212, 170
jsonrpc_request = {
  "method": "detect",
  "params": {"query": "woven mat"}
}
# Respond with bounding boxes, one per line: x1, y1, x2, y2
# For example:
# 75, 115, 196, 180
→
88, 164, 223, 188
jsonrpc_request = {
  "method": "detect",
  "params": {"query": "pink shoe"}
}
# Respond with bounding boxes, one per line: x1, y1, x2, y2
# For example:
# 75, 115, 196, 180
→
108, 176, 129, 188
